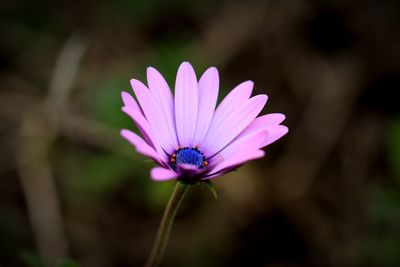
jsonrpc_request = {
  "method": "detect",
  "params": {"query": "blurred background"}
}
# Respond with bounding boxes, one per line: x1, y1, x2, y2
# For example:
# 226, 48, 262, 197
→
1, 0, 399, 266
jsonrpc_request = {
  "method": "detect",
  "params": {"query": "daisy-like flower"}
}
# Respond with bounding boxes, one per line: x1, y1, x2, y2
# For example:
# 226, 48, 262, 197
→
121, 61, 288, 183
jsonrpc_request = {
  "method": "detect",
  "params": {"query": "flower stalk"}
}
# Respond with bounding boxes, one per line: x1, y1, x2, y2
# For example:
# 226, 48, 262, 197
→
144, 181, 189, 267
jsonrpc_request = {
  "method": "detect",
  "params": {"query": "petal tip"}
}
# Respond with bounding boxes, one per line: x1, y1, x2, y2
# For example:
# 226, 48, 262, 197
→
252, 94, 268, 107
244, 80, 254, 87
208, 66, 218, 73
130, 78, 144, 87
150, 167, 178, 182
179, 61, 194, 71
121, 91, 131, 103
120, 128, 129, 137
281, 125, 289, 134
129, 78, 138, 88
146, 66, 158, 76
121, 90, 129, 97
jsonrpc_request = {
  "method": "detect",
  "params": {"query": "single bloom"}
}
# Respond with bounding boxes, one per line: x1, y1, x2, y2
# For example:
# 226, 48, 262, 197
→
121, 61, 288, 182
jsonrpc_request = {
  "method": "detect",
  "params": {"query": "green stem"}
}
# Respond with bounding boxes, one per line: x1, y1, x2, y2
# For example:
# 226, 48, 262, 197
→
144, 181, 189, 267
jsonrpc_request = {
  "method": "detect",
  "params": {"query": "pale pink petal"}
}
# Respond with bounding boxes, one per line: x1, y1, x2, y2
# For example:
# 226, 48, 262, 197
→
214, 81, 254, 115
231, 113, 286, 148
205, 126, 287, 178
150, 167, 178, 181
203, 81, 253, 143
122, 106, 165, 158
121, 91, 141, 114
192, 67, 219, 146
201, 94, 268, 157
240, 113, 286, 137
147, 67, 178, 148
130, 79, 175, 154
208, 130, 269, 168
174, 62, 199, 147
205, 150, 265, 179
120, 129, 163, 164
262, 125, 288, 147
176, 163, 200, 178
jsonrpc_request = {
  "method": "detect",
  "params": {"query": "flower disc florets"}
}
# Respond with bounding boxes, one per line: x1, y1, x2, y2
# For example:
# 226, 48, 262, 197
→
170, 146, 208, 171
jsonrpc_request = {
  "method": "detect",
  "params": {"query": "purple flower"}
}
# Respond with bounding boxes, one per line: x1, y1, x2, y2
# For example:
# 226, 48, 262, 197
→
121, 62, 288, 182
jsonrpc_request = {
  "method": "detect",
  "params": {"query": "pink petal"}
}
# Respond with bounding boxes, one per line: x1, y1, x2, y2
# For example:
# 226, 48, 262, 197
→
121, 91, 142, 114
233, 113, 286, 146
176, 163, 200, 178
262, 125, 288, 147
120, 129, 163, 164
215, 80, 254, 115
205, 150, 265, 179
209, 130, 269, 168
241, 113, 286, 136
147, 67, 178, 148
150, 167, 178, 181
199, 80, 253, 153
130, 79, 176, 154
204, 123, 288, 178
206, 131, 269, 177
174, 62, 199, 147
122, 106, 165, 159
192, 67, 219, 146
203, 80, 253, 141
201, 94, 268, 157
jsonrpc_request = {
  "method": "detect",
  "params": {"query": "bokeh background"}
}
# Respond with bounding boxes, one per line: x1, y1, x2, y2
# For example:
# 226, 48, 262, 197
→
1, 0, 400, 266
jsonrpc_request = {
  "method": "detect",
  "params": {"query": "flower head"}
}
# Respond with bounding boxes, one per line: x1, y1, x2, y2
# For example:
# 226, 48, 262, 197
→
121, 62, 288, 182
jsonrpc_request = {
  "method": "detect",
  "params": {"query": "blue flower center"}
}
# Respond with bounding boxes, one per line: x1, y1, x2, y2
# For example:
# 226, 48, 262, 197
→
170, 146, 208, 170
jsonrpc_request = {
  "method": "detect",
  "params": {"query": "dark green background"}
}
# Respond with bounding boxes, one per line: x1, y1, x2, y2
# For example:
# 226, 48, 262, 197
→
1, 0, 399, 266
